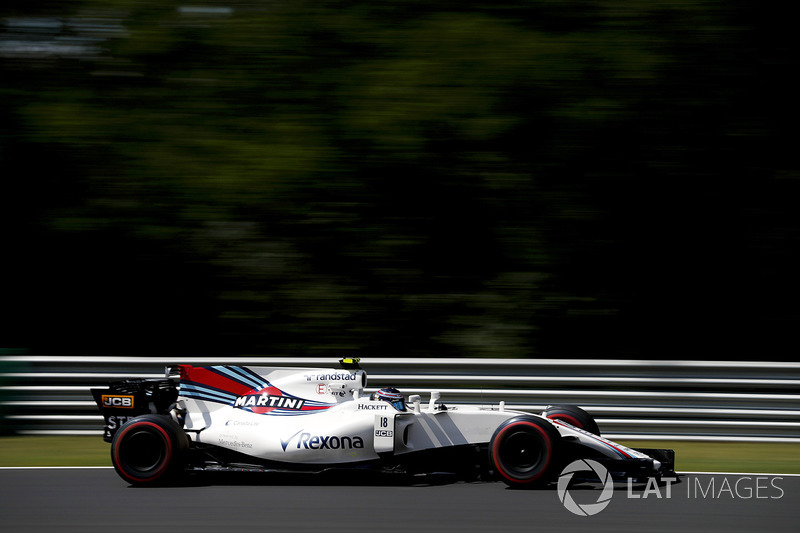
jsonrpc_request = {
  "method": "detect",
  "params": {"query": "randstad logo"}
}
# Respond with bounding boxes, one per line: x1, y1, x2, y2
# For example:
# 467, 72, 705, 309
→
557, 459, 614, 516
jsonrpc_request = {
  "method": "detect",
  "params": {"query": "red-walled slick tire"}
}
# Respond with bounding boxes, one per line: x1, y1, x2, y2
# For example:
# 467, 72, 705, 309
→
543, 405, 600, 436
111, 414, 188, 485
489, 416, 560, 487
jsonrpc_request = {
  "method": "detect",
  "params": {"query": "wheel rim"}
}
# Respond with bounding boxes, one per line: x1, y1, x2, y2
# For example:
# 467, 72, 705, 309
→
122, 430, 166, 472
500, 430, 543, 475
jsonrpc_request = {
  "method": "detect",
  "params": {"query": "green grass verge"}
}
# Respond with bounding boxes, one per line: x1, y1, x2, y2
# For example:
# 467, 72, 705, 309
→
0, 436, 798, 473
618, 440, 800, 474
0, 436, 110, 467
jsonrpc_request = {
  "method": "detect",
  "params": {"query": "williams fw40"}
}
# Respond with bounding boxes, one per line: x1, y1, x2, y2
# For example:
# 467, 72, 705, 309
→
91, 359, 675, 487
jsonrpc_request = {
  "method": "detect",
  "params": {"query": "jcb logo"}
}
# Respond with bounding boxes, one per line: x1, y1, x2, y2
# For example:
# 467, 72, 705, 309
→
102, 395, 134, 408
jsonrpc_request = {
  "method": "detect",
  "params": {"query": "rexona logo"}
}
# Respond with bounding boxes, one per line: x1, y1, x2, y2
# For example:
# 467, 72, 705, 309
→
101, 395, 134, 408
280, 429, 364, 451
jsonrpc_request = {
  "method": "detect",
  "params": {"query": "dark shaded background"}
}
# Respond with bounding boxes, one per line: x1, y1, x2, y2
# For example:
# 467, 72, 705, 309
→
1, 1, 797, 359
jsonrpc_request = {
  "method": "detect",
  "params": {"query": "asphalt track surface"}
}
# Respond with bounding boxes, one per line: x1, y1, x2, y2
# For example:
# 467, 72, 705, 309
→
1, 468, 797, 533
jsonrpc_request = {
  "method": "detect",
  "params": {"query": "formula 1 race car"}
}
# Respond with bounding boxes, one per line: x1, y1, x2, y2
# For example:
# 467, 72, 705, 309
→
91, 359, 675, 486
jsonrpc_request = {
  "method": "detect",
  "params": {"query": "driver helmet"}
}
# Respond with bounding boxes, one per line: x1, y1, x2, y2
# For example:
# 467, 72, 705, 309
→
372, 387, 406, 411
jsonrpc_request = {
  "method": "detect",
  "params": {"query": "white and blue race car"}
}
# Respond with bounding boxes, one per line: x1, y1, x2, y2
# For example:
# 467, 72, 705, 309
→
92, 359, 675, 486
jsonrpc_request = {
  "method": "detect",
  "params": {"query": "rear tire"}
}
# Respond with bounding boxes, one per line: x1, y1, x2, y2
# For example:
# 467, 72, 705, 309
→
489, 416, 560, 487
111, 414, 188, 485
543, 405, 600, 436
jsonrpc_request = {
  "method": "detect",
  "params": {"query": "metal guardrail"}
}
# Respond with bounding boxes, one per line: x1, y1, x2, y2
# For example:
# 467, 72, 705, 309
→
1, 356, 799, 442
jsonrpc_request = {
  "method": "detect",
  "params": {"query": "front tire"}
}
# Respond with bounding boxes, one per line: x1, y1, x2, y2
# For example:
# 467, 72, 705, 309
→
489, 416, 560, 487
111, 414, 188, 485
543, 405, 600, 436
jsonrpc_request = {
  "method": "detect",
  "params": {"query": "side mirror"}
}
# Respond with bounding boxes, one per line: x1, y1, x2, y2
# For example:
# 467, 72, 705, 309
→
429, 391, 441, 411
409, 394, 421, 412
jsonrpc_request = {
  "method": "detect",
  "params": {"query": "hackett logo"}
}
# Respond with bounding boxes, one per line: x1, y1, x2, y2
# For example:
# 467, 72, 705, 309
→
357, 404, 388, 410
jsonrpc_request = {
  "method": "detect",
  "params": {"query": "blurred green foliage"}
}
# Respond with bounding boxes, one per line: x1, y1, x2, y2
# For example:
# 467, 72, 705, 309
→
1, 1, 796, 358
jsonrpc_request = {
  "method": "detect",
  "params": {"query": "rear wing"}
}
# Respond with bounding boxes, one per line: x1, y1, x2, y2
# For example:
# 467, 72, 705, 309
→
91, 378, 178, 442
